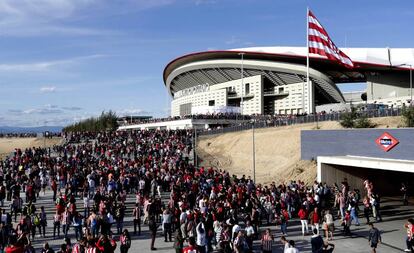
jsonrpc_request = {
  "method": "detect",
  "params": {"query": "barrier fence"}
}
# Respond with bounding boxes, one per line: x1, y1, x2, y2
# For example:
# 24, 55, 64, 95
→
198, 107, 403, 136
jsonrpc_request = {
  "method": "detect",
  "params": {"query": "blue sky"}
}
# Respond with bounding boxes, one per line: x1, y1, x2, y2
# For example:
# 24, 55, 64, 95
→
0, 0, 413, 127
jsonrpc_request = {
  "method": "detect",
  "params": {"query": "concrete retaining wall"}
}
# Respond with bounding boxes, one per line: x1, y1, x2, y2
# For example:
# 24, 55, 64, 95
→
301, 128, 414, 161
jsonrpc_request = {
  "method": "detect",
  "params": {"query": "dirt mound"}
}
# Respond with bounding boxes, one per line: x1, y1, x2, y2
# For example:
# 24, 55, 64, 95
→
197, 116, 403, 185
0, 137, 63, 159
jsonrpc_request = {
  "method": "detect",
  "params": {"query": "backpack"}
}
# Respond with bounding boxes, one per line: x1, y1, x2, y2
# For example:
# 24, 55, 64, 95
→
34, 215, 40, 226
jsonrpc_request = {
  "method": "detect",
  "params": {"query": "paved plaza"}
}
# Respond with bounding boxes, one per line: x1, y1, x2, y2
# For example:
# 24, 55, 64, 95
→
10, 190, 410, 253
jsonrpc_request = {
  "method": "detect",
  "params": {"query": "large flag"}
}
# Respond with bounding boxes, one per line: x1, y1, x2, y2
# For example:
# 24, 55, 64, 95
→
308, 10, 354, 68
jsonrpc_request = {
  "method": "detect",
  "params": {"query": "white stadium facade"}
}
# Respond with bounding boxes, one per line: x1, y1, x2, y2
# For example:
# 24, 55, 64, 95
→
164, 47, 414, 116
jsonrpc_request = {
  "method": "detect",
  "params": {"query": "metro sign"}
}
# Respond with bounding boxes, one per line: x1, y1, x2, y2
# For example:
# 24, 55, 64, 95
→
375, 132, 399, 152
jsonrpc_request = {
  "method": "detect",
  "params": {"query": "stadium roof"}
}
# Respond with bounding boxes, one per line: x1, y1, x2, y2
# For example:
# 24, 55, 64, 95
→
164, 46, 414, 84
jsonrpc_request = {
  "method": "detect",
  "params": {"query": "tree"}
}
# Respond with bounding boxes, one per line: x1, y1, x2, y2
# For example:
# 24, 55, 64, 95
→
402, 105, 414, 127
63, 111, 119, 132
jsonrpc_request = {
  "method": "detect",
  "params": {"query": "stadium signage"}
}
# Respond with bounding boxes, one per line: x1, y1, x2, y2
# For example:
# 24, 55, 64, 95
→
174, 83, 209, 98
375, 132, 399, 152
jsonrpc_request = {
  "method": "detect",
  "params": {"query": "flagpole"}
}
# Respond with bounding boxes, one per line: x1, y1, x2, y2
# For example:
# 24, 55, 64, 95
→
306, 7, 310, 114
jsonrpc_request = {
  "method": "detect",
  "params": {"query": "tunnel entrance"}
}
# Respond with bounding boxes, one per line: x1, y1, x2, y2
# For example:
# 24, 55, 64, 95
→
317, 156, 414, 196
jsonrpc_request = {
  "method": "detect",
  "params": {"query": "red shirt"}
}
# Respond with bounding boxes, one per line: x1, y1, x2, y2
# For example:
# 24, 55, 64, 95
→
183, 246, 199, 253
5, 245, 24, 253
298, 209, 307, 220
312, 212, 320, 224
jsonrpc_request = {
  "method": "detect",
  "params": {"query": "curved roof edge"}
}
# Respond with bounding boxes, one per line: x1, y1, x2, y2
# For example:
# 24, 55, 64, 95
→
163, 46, 414, 85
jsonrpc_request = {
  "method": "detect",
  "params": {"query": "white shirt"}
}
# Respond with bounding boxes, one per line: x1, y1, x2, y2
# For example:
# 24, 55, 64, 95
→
139, 180, 145, 190
1, 214, 6, 223
245, 226, 255, 236
232, 224, 241, 236
180, 212, 187, 223
196, 223, 206, 246
88, 178, 95, 188
83, 197, 90, 207
285, 247, 300, 253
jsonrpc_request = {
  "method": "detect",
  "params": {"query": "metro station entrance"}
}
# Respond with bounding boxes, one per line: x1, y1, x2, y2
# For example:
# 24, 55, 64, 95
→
317, 156, 414, 195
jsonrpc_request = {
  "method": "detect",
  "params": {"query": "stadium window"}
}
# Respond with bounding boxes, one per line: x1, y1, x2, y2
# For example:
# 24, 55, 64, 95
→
245, 83, 250, 94
209, 100, 215, 106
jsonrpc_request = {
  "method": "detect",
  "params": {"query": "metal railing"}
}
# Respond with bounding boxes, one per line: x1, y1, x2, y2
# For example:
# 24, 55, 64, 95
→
198, 107, 403, 136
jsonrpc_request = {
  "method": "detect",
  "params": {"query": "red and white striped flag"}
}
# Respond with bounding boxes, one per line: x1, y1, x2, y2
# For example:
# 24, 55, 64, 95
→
308, 10, 354, 68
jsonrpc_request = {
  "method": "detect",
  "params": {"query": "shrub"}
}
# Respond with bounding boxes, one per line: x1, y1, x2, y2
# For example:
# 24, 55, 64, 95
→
354, 116, 376, 128
402, 105, 414, 127
340, 111, 355, 128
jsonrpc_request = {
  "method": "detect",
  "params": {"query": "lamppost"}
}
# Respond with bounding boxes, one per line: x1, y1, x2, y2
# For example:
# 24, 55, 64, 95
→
251, 119, 256, 184
238, 52, 245, 117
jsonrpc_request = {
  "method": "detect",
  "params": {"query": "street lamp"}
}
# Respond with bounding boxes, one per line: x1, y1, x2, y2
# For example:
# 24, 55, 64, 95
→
250, 119, 256, 184
238, 52, 245, 117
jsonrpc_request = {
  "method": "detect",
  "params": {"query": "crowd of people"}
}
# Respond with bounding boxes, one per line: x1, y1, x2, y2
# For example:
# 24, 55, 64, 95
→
0, 129, 411, 253
0, 133, 38, 138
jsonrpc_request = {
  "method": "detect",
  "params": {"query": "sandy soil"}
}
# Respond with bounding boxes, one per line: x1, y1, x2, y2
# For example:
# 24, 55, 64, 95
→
0, 137, 63, 159
197, 116, 403, 185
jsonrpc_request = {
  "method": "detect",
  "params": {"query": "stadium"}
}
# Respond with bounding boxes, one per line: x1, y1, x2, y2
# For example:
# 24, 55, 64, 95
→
164, 46, 414, 116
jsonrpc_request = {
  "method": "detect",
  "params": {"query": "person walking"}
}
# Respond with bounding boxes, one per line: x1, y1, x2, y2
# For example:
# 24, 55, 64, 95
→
120, 229, 131, 253
310, 228, 324, 253
343, 210, 351, 236
133, 203, 141, 235
363, 196, 371, 224
404, 218, 414, 252
309, 207, 320, 235
285, 240, 300, 253
149, 216, 159, 251
349, 200, 360, 226
162, 208, 173, 242
39, 206, 47, 238
261, 228, 274, 253
280, 209, 289, 236
368, 223, 381, 253
401, 183, 409, 206
174, 230, 184, 253
298, 206, 309, 237
183, 237, 200, 253
61, 208, 70, 238
323, 210, 334, 241
53, 210, 61, 239
196, 221, 207, 253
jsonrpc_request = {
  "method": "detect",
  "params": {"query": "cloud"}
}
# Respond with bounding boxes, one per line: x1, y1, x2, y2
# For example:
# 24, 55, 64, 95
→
23, 108, 63, 115
0, 0, 178, 37
0, 54, 107, 72
225, 36, 254, 47
8, 105, 63, 115
40, 86, 57, 93
62, 106, 82, 111
127, 0, 175, 9
0, 0, 115, 37
193, 0, 217, 5
8, 109, 23, 114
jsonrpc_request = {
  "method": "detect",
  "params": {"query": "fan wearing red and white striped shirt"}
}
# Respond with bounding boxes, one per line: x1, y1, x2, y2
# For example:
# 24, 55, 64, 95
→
308, 9, 354, 68
261, 229, 274, 253
85, 240, 97, 253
